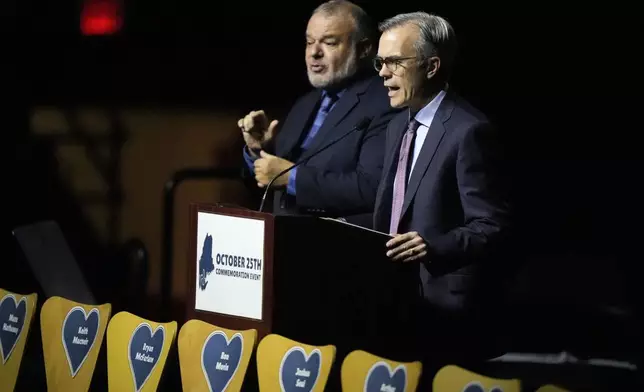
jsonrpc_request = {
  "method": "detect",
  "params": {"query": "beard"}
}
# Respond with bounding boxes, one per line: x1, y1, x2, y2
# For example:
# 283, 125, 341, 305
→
307, 48, 359, 90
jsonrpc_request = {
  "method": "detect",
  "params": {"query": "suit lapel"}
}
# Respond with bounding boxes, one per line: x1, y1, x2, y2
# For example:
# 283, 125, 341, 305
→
300, 93, 358, 157
280, 91, 321, 158
299, 77, 375, 157
399, 98, 454, 220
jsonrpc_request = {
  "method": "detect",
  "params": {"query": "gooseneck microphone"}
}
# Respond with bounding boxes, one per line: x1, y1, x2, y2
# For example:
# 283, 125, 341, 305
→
258, 116, 372, 212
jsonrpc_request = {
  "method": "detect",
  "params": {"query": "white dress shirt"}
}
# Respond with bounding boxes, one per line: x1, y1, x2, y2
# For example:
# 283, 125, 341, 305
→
409, 90, 447, 180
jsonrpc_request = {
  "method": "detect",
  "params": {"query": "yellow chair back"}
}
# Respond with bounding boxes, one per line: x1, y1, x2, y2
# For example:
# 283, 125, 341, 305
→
433, 365, 521, 392
106, 311, 177, 392
0, 288, 38, 392
256, 334, 335, 392
535, 385, 571, 392
178, 319, 257, 391
341, 349, 422, 392
40, 296, 112, 392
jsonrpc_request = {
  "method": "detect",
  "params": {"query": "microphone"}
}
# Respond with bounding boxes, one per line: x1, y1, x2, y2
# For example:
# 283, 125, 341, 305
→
258, 116, 372, 212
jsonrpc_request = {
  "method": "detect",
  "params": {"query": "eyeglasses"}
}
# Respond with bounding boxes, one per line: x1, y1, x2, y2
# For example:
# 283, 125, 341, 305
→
373, 56, 417, 72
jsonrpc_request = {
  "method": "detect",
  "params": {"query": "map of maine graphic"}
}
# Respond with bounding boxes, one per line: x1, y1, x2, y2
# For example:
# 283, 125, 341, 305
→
198, 234, 214, 291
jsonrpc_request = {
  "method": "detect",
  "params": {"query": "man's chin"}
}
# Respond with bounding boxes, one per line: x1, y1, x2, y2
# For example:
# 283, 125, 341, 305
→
307, 74, 332, 89
389, 99, 407, 109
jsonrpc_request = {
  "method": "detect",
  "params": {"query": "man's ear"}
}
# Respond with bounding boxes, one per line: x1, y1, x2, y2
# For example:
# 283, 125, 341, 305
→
426, 56, 441, 80
357, 38, 373, 60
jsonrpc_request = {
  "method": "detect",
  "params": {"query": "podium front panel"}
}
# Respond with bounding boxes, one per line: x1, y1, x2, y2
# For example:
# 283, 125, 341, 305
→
187, 204, 275, 340
270, 215, 419, 361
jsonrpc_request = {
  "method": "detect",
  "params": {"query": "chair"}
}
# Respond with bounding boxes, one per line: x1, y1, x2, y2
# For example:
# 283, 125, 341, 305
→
0, 288, 38, 392
178, 319, 257, 391
535, 385, 570, 392
106, 311, 177, 392
40, 295, 112, 392
340, 349, 422, 391
433, 365, 521, 392
256, 334, 335, 392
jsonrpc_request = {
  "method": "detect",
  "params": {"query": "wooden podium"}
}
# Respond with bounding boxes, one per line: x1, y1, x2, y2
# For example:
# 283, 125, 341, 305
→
186, 204, 419, 361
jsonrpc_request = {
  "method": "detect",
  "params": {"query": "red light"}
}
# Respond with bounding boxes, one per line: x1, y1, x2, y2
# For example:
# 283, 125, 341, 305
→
81, 0, 122, 36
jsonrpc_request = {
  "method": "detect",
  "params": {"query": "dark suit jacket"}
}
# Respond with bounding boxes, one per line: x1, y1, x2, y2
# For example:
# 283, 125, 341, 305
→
373, 92, 512, 313
256, 74, 401, 226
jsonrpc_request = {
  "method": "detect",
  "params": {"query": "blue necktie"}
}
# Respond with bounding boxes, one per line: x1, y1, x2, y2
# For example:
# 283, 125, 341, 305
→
301, 92, 338, 149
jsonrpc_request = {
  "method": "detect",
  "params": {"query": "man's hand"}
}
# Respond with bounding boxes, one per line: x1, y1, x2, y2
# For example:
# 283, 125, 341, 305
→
237, 110, 279, 154
254, 151, 294, 188
386, 231, 428, 262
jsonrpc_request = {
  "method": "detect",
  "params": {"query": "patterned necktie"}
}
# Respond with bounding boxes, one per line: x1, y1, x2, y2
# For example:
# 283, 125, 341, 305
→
389, 119, 420, 234
301, 92, 338, 149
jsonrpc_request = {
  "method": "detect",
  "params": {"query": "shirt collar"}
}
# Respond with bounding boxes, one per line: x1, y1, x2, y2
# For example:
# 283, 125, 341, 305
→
322, 88, 346, 101
414, 89, 447, 127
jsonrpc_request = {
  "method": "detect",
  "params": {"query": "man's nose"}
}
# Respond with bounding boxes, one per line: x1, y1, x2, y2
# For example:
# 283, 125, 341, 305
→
378, 66, 390, 78
308, 43, 323, 58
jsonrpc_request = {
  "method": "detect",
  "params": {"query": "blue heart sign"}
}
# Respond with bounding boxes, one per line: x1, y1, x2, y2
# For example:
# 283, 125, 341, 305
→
128, 323, 165, 392
62, 306, 100, 377
201, 331, 243, 392
364, 362, 407, 392
0, 294, 27, 364
279, 347, 322, 392
462, 383, 504, 392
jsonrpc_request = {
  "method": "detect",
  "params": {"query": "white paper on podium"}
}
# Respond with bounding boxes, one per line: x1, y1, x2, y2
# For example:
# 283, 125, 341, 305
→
319, 217, 394, 239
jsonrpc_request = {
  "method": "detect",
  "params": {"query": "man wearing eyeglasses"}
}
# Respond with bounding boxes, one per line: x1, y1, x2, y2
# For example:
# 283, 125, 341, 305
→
372, 12, 512, 372
237, 1, 400, 226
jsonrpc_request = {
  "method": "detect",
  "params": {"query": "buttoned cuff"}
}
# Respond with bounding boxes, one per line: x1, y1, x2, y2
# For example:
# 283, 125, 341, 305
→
243, 146, 258, 173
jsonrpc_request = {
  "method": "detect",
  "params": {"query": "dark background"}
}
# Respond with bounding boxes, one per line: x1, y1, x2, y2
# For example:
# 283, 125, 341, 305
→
16, 2, 639, 261
9, 0, 641, 361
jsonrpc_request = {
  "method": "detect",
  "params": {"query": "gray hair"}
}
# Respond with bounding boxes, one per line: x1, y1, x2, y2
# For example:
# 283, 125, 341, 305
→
379, 12, 458, 80
313, 0, 376, 48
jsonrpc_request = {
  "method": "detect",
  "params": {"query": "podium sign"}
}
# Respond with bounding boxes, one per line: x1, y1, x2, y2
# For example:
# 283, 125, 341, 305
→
187, 205, 274, 339
194, 211, 265, 320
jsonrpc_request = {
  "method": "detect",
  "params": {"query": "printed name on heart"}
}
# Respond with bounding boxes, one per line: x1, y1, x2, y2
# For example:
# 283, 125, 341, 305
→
70, 325, 91, 345
72, 336, 89, 345
201, 331, 243, 392
135, 343, 156, 363
62, 306, 100, 378
294, 366, 312, 388
1, 295, 28, 365
279, 347, 322, 392
365, 362, 407, 392
216, 351, 231, 371
2, 314, 20, 334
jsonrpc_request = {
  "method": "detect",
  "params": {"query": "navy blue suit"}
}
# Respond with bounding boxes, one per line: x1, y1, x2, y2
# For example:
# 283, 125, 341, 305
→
374, 92, 512, 312
374, 92, 513, 377
246, 74, 401, 226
